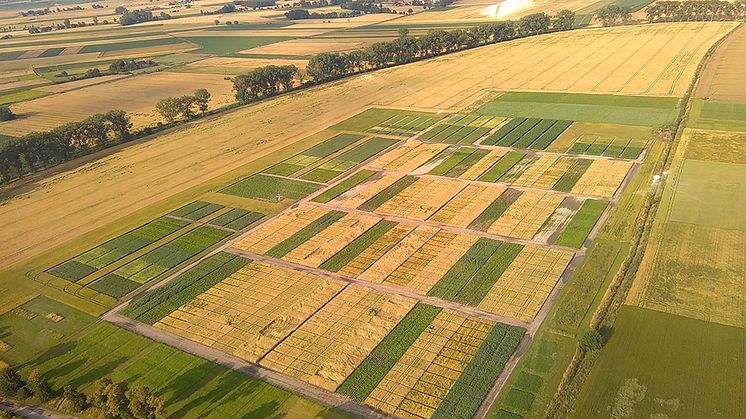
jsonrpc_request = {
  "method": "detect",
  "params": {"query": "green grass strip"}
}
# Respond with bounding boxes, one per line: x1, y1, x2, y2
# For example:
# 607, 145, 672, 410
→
483, 118, 526, 145
337, 304, 442, 401
433, 323, 525, 419
555, 199, 608, 248
468, 189, 522, 231
266, 211, 347, 258
454, 242, 523, 306
445, 148, 490, 177
428, 238, 502, 300
319, 220, 397, 272
429, 148, 475, 176
123, 252, 248, 324
478, 152, 526, 183
358, 175, 417, 211
312, 170, 376, 203
552, 158, 592, 192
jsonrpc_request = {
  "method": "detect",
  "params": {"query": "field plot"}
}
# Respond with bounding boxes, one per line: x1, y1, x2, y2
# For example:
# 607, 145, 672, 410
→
482, 118, 572, 150
221, 174, 322, 202
239, 39, 373, 56
265, 133, 364, 177
419, 113, 504, 144
0, 72, 236, 136
570, 159, 634, 197
90, 226, 231, 298
367, 140, 450, 172
689, 98, 746, 132
332, 108, 441, 137
184, 57, 309, 74
47, 217, 187, 282
696, 23, 746, 102
299, 137, 398, 183
169, 201, 224, 221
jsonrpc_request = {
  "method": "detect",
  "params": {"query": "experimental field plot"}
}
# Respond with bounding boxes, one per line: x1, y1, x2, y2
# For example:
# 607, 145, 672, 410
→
482, 118, 573, 150
332, 108, 442, 137
418, 113, 505, 144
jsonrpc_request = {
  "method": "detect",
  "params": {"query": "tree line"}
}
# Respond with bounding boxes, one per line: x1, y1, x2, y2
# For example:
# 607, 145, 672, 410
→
285, 8, 361, 19
118, 9, 172, 25
155, 89, 212, 122
595, 5, 632, 26
0, 110, 131, 184
231, 11, 574, 102
0, 367, 164, 418
646, 0, 746, 22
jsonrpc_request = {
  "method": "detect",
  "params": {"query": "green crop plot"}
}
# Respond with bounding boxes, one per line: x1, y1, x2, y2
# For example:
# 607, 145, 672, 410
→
265, 133, 363, 176
469, 189, 522, 231
47, 217, 188, 281
0, 88, 48, 105
332, 108, 440, 135
80, 37, 188, 53
555, 200, 608, 248
429, 147, 490, 177
169, 201, 224, 220
91, 226, 231, 297
221, 173, 322, 201
552, 159, 593, 192
573, 306, 745, 419
477, 92, 678, 126
429, 238, 502, 300
39, 47, 64, 57
567, 136, 646, 159
452, 242, 524, 306
358, 175, 417, 211
124, 252, 249, 324
483, 118, 572, 149
420, 123, 492, 144
319, 220, 397, 272
181, 36, 292, 55
312, 170, 376, 203
209, 208, 264, 230
301, 137, 397, 182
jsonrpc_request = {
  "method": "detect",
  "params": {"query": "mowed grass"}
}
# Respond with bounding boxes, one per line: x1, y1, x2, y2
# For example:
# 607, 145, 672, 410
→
477, 92, 679, 126
27, 322, 350, 419
0, 88, 48, 105
572, 306, 745, 419
221, 173, 322, 202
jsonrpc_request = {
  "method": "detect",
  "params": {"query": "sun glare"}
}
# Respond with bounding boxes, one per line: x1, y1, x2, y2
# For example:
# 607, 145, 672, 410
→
481, 0, 533, 18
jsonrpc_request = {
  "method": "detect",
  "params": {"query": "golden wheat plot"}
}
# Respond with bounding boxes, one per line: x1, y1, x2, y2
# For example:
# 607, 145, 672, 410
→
376, 177, 466, 220
367, 311, 493, 418
154, 262, 345, 362
337, 223, 417, 277
335, 173, 405, 209
571, 160, 634, 197
369, 142, 450, 172
232, 205, 330, 254
429, 184, 506, 227
513, 155, 574, 190
459, 150, 507, 180
478, 247, 573, 322
358, 225, 440, 283
383, 231, 478, 293
369, 141, 423, 169
487, 192, 565, 240
283, 213, 380, 267
260, 287, 415, 391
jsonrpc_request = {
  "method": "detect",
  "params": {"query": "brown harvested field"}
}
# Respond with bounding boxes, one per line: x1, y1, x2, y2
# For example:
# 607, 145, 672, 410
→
187, 56, 309, 71
695, 23, 746, 101
240, 39, 374, 56
0, 23, 732, 269
37, 74, 130, 93
0, 72, 235, 136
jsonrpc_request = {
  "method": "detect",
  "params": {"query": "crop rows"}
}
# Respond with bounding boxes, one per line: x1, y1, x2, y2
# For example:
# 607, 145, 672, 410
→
169, 201, 224, 221
483, 118, 572, 150
311, 170, 376, 203
89, 226, 231, 298
47, 217, 187, 282
554, 199, 608, 248
300, 137, 398, 182
220, 173, 322, 202
368, 140, 449, 172
567, 135, 646, 159
209, 208, 264, 231
264, 133, 364, 176
368, 113, 440, 136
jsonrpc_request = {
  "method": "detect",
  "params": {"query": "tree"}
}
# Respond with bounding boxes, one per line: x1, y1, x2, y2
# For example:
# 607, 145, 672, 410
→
580, 329, 605, 351
553, 9, 575, 31
518, 12, 550, 36
105, 382, 131, 418
62, 385, 87, 412
115, 5, 127, 13
127, 386, 164, 419
155, 97, 181, 122
0, 368, 24, 396
84, 68, 102, 78
398, 27, 409, 38
193, 89, 211, 113
26, 369, 53, 402
0, 105, 14, 121
176, 95, 196, 119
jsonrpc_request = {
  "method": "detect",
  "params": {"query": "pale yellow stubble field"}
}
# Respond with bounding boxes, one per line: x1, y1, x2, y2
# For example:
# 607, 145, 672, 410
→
389, 0, 600, 23
0, 22, 732, 269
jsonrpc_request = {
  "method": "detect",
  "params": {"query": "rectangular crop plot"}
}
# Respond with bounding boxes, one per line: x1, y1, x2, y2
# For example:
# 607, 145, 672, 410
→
483, 118, 571, 150
300, 137, 398, 182
368, 140, 449, 172
487, 191, 565, 240
477, 247, 573, 322
312, 170, 376, 204
169, 201, 224, 221
220, 173, 322, 202
332, 108, 440, 136
571, 160, 634, 198
567, 135, 647, 159
155, 261, 346, 363
91, 226, 231, 298
47, 217, 187, 282
209, 208, 264, 231
265, 133, 363, 177
555, 200, 608, 248
232, 205, 331, 255
260, 286, 416, 391
375, 177, 467, 221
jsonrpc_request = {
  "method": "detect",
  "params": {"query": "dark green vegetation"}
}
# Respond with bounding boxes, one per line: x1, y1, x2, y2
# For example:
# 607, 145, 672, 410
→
338, 304, 441, 401
209, 208, 264, 230
301, 137, 398, 182
358, 175, 417, 211
567, 137, 645, 159
478, 152, 527, 183
331, 108, 439, 135
572, 306, 745, 419
124, 253, 248, 324
47, 217, 187, 282
553, 159, 594, 192
419, 122, 492, 144
556, 200, 608, 248
477, 92, 679, 126
169, 201, 224, 220
689, 99, 746, 132
181, 36, 292, 55
312, 170, 376, 203
483, 119, 572, 150
221, 173, 322, 201
0, 88, 48, 105
265, 133, 363, 176
0, 296, 95, 365
319, 220, 397, 272
429, 147, 489, 177
79, 37, 187, 53
91, 226, 231, 297
27, 323, 349, 418
429, 239, 522, 305
434, 324, 525, 419
468, 189, 522, 231
265, 211, 347, 258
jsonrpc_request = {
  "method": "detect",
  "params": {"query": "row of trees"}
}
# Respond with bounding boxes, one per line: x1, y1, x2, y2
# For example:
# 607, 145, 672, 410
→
0, 368, 164, 418
645, 0, 746, 22
155, 89, 212, 122
0, 110, 131, 184
596, 5, 632, 26
233, 65, 299, 102
119, 9, 172, 25
285, 9, 361, 19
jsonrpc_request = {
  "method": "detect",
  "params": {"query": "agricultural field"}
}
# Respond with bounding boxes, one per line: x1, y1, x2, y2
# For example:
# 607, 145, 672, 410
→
696, 23, 746, 102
